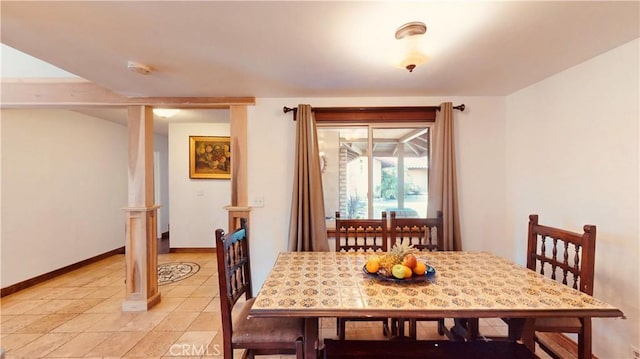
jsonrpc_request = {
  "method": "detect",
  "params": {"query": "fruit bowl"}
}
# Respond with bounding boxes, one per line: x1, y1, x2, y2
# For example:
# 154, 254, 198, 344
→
362, 264, 436, 283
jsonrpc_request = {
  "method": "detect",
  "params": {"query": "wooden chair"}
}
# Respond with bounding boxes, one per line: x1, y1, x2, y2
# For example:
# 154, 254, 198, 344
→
335, 211, 388, 253
334, 211, 390, 340
389, 210, 444, 252
525, 214, 597, 359
388, 210, 448, 339
215, 220, 304, 359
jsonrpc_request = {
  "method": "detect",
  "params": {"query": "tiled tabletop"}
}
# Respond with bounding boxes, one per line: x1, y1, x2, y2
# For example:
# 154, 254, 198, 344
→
250, 251, 622, 319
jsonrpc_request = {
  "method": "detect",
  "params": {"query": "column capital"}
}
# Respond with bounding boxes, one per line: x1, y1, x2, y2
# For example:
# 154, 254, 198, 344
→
122, 205, 162, 212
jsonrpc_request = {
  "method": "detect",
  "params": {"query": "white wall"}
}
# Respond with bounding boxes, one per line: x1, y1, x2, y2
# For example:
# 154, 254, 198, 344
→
505, 39, 639, 358
168, 120, 231, 248
154, 134, 169, 235
247, 96, 507, 289
1, 109, 128, 287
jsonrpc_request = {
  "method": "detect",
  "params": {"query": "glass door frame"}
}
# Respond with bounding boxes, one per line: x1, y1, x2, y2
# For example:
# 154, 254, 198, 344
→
317, 121, 433, 219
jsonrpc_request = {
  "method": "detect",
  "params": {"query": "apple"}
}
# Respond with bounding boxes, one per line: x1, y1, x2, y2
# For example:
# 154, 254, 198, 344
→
402, 253, 417, 269
392, 264, 410, 279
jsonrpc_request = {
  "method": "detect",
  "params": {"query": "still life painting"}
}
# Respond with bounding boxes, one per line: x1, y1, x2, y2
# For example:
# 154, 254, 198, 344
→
189, 136, 231, 179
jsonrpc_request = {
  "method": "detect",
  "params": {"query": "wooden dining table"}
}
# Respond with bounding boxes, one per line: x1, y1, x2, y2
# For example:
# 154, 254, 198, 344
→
249, 251, 623, 359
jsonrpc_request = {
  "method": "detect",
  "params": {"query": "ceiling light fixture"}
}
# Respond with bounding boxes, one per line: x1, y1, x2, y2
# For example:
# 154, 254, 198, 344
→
395, 21, 427, 72
127, 61, 153, 75
153, 108, 180, 118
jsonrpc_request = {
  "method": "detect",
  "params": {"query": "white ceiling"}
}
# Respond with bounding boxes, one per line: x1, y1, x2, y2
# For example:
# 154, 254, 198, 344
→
1, 1, 638, 100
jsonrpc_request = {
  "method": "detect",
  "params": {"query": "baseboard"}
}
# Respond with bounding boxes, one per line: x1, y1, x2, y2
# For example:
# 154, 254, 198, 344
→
169, 247, 215, 253
1, 246, 125, 297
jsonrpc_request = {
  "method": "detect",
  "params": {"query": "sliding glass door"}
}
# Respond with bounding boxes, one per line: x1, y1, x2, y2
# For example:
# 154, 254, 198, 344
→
318, 124, 429, 220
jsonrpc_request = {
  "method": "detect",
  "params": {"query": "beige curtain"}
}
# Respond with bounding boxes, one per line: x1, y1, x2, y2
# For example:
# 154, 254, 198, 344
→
427, 102, 462, 251
288, 104, 330, 252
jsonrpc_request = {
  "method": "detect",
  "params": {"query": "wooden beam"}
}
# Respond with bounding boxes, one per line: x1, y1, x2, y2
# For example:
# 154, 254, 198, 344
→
399, 128, 428, 143
127, 106, 155, 207
0, 79, 255, 108
230, 105, 249, 207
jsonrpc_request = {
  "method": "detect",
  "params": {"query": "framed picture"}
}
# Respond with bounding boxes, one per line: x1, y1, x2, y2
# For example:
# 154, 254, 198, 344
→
189, 136, 231, 179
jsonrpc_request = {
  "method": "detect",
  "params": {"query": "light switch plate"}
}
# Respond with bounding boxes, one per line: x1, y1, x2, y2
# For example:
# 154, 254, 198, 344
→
253, 196, 264, 207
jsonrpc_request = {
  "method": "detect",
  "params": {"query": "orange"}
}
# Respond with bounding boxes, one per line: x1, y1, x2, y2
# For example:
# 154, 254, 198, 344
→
365, 256, 380, 273
413, 261, 427, 276
403, 265, 413, 278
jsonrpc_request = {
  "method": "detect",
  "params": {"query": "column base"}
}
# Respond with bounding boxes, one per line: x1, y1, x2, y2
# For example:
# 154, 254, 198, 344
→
122, 292, 161, 312
224, 205, 251, 232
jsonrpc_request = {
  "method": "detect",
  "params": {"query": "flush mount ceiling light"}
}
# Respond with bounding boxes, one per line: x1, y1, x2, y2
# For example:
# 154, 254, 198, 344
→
127, 61, 153, 75
395, 21, 427, 72
153, 108, 180, 118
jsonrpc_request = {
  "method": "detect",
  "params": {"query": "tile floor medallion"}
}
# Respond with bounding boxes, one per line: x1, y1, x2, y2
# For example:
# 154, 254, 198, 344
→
158, 262, 200, 285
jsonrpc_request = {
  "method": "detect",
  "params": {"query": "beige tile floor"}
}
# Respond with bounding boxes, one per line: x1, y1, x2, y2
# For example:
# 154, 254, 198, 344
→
0, 252, 551, 358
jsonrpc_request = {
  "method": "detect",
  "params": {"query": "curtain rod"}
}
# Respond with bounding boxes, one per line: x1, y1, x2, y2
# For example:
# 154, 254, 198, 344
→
283, 104, 465, 115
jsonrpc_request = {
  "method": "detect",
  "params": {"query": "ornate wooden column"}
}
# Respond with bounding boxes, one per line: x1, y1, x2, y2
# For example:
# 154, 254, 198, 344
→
122, 105, 161, 311
225, 105, 251, 231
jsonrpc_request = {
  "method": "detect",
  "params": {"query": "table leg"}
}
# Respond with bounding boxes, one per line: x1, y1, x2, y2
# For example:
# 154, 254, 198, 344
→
520, 318, 535, 351
467, 318, 479, 340
304, 317, 319, 359
449, 318, 479, 341
507, 318, 536, 352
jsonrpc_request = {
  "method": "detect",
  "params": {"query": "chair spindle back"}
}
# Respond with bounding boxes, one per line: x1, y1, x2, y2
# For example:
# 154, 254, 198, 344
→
216, 219, 252, 313
389, 211, 443, 252
526, 214, 596, 295
335, 211, 388, 253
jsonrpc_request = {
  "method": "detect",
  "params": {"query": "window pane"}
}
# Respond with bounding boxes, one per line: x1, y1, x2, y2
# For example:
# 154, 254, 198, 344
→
372, 128, 428, 219
318, 128, 339, 219
318, 127, 369, 219
345, 155, 368, 219
400, 129, 429, 218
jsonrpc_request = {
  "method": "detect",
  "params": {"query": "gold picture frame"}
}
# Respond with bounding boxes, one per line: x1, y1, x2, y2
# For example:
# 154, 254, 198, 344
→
189, 136, 231, 179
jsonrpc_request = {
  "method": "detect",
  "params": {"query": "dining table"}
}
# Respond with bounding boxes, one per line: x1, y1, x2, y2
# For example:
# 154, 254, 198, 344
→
249, 251, 624, 359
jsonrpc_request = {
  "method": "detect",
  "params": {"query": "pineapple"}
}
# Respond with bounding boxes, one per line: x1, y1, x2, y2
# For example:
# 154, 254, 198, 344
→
378, 240, 418, 277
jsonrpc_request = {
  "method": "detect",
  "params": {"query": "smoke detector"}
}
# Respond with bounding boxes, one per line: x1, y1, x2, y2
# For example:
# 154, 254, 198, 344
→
127, 61, 153, 75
